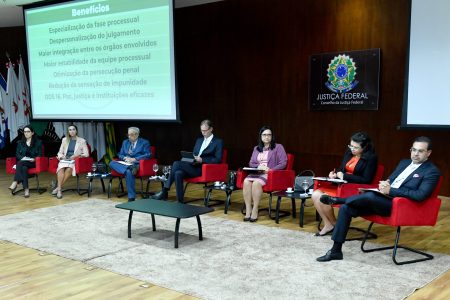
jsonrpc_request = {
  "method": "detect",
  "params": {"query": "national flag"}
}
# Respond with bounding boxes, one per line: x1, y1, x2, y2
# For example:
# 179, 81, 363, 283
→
0, 75, 8, 149
5, 61, 18, 141
18, 57, 31, 125
103, 122, 116, 166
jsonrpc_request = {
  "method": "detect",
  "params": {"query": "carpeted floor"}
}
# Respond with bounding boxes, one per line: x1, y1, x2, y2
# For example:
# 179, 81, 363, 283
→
0, 199, 449, 300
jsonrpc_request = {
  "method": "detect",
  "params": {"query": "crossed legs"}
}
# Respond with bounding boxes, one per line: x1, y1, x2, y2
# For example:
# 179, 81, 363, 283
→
312, 189, 336, 235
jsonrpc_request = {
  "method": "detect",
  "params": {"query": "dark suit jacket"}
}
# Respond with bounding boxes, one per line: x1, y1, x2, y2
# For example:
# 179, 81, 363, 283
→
337, 149, 378, 184
117, 137, 151, 163
16, 138, 43, 160
193, 136, 223, 164
388, 159, 440, 202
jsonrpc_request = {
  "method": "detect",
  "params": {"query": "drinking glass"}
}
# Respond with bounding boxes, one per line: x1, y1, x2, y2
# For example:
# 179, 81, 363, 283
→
301, 179, 310, 196
163, 165, 171, 179
152, 163, 159, 175
92, 163, 97, 174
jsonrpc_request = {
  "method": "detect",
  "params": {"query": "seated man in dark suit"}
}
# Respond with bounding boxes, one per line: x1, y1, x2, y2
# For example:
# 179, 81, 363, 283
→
152, 119, 223, 203
109, 127, 151, 202
316, 136, 440, 262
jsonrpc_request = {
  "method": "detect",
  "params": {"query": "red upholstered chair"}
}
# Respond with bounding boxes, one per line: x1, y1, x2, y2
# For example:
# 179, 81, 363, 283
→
48, 144, 94, 195
6, 145, 49, 195
360, 177, 443, 265
236, 153, 295, 218
110, 146, 158, 197
314, 165, 384, 238
183, 149, 228, 205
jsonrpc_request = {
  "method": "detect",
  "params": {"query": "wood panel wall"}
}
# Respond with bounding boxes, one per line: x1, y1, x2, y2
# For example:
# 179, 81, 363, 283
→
1, 0, 449, 194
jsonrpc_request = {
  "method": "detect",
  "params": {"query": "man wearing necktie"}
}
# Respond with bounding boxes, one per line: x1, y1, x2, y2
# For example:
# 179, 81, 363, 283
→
316, 136, 440, 262
109, 127, 151, 201
152, 119, 223, 202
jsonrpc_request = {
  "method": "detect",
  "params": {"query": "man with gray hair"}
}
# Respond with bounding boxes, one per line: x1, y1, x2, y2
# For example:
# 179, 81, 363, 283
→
109, 127, 151, 201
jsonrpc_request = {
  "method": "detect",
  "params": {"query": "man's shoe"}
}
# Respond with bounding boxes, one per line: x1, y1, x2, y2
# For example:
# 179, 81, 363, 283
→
151, 190, 168, 200
316, 250, 343, 262
320, 195, 345, 205
128, 198, 135, 202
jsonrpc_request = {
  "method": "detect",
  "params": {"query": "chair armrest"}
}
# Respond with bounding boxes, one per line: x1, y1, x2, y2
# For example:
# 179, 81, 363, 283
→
34, 157, 49, 172
236, 169, 249, 189
337, 183, 378, 198
48, 157, 59, 173
200, 163, 228, 182
389, 196, 441, 226
75, 157, 94, 174
138, 158, 158, 177
6, 157, 17, 174
265, 170, 295, 191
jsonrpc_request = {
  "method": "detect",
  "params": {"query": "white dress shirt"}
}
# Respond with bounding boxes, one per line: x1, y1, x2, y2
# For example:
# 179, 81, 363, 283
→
198, 134, 214, 156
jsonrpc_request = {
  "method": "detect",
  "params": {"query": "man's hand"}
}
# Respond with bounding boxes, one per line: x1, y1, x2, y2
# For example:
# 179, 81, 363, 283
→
194, 156, 202, 163
378, 180, 391, 195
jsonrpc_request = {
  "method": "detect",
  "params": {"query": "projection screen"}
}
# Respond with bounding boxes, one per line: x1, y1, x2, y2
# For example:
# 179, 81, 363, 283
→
24, 0, 179, 121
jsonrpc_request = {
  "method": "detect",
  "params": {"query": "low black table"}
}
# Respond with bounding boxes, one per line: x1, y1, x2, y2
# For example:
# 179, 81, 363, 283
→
203, 184, 234, 213
272, 191, 313, 227
115, 199, 214, 248
87, 173, 112, 198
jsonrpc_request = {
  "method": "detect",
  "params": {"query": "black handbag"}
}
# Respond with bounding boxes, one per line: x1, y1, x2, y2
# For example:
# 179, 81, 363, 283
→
92, 162, 107, 174
294, 170, 315, 192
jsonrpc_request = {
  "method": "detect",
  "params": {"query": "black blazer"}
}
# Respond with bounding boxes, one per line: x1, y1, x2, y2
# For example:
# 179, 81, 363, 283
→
193, 136, 223, 164
337, 149, 378, 184
16, 138, 43, 160
388, 159, 440, 202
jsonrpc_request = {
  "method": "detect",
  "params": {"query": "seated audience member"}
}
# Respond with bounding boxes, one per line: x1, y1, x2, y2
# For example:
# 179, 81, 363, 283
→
317, 136, 440, 262
152, 119, 223, 203
8, 125, 43, 198
242, 126, 287, 222
109, 127, 151, 202
311, 132, 377, 236
51, 125, 89, 199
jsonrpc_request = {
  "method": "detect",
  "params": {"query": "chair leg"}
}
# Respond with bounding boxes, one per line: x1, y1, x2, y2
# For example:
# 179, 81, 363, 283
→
361, 224, 434, 265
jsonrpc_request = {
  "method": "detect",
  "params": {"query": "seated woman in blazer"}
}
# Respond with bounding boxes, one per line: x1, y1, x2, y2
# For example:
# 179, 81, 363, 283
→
52, 124, 89, 199
243, 126, 287, 222
311, 131, 377, 236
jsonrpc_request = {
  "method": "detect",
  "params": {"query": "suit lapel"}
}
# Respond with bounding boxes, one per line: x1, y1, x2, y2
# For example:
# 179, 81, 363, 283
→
401, 161, 428, 185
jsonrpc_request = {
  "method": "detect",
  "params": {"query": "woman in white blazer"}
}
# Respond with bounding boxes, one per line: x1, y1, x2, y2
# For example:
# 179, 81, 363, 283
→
52, 125, 89, 199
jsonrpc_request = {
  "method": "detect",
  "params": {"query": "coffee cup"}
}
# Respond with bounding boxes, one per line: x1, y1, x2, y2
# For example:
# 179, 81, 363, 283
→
214, 181, 221, 186
309, 189, 314, 194
286, 187, 293, 192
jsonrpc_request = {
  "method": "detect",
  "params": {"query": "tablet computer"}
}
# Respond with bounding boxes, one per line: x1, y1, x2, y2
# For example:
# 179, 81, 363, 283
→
180, 151, 195, 163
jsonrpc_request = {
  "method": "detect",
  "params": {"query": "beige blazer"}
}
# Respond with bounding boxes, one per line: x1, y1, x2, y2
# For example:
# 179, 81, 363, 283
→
56, 137, 89, 176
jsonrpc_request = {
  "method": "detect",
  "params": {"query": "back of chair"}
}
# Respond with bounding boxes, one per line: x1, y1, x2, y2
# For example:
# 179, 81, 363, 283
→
221, 149, 228, 164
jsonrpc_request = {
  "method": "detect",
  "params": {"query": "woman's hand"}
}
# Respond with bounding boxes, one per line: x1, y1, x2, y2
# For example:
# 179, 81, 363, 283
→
328, 170, 337, 179
336, 171, 344, 180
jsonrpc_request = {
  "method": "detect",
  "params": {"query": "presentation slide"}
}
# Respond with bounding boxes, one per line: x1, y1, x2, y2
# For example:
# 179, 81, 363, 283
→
24, 0, 178, 121
403, 0, 450, 127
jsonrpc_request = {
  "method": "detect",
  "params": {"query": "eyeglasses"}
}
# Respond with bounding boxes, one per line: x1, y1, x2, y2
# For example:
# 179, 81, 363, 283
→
261, 134, 272, 137
348, 145, 361, 150
410, 148, 427, 154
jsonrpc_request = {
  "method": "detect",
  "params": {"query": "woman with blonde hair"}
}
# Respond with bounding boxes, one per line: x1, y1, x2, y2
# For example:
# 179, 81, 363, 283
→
52, 124, 89, 199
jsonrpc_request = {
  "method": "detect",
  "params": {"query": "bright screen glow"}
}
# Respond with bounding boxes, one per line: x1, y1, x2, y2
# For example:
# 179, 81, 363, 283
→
24, 0, 178, 121
403, 0, 450, 127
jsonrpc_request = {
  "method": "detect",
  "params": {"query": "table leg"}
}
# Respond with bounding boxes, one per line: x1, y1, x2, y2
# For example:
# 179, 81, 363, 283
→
174, 218, 181, 248
299, 199, 305, 227
196, 215, 203, 241
276, 196, 282, 224
151, 213, 156, 231
100, 178, 106, 192
127, 210, 134, 238
204, 189, 212, 206
88, 178, 93, 197
224, 190, 232, 214
291, 197, 296, 218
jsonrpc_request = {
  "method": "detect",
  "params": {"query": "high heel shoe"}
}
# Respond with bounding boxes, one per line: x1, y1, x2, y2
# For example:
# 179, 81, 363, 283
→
51, 188, 59, 196
249, 218, 258, 223
243, 217, 251, 222
56, 190, 63, 199
24, 189, 30, 198
9, 182, 18, 194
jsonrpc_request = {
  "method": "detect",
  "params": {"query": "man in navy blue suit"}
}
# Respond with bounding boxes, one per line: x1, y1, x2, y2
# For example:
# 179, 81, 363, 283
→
316, 136, 440, 262
152, 119, 223, 203
109, 127, 151, 202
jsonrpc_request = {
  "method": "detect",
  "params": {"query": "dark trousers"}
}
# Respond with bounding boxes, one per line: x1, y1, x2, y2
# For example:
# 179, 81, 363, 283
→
332, 191, 393, 243
164, 161, 202, 202
109, 161, 137, 199
14, 160, 36, 189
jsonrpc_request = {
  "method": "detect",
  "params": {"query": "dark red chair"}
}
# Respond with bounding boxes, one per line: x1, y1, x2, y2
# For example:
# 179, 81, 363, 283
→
110, 146, 158, 197
6, 145, 49, 195
183, 149, 228, 205
360, 177, 443, 265
236, 153, 295, 218
48, 144, 94, 195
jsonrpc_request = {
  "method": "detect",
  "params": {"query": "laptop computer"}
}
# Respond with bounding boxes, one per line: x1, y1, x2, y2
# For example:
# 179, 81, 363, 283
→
180, 151, 195, 163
